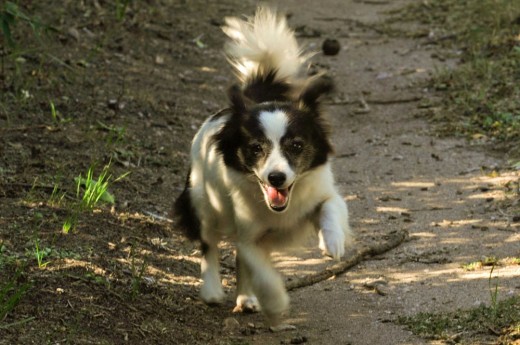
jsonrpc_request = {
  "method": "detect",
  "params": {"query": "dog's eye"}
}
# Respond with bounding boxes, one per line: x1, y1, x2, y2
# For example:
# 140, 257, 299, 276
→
289, 140, 303, 154
249, 143, 263, 155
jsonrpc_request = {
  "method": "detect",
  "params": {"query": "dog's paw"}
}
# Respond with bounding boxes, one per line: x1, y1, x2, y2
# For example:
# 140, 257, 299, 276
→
200, 283, 225, 305
233, 295, 261, 313
319, 229, 345, 260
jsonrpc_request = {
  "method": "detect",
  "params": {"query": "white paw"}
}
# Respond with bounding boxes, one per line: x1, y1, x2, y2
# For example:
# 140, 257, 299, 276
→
233, 295, 261, 313
200, 282, 225, 304
319, 229, 345, 260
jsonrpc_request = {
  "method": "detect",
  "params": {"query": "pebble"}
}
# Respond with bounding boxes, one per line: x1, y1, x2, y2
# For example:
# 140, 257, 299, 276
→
223, 317, 240, 333
322, 39, 340, 55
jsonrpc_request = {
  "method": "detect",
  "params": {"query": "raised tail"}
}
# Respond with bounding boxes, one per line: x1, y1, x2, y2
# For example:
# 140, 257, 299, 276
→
222, 7, 311, 102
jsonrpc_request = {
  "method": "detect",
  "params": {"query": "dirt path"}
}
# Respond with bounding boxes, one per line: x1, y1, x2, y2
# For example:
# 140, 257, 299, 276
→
1, 1, 518, 344
221, 1, 520, 344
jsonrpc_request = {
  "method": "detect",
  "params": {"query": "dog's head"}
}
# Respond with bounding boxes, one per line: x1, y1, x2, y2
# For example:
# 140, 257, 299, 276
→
215, 77, 334, 212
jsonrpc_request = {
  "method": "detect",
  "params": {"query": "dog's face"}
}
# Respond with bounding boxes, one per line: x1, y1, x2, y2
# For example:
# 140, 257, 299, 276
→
216, 79, 333, 212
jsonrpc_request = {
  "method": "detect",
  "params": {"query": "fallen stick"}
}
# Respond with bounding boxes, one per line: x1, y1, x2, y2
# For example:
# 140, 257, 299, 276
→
327, 96, 421, 106
286, 229, 408, 291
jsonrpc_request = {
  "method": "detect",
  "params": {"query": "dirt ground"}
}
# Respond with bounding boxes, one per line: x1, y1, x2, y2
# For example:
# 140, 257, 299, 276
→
0, 0, 519, 344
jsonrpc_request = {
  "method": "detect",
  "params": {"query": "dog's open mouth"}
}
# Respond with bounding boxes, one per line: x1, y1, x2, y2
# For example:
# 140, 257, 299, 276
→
261, 183, 293, 212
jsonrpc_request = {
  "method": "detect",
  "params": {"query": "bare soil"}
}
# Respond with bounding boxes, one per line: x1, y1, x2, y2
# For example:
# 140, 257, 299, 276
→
1, 1, 518, 345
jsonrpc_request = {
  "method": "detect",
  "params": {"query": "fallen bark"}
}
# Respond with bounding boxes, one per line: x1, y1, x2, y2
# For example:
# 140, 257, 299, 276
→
286, 229, 408, 291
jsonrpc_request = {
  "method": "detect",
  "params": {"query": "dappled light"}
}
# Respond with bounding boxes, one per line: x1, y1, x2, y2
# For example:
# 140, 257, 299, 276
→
0, 0, 519, 344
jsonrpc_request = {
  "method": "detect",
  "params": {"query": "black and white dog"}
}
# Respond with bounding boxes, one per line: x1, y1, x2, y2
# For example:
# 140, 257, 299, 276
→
174, 7, 351, 326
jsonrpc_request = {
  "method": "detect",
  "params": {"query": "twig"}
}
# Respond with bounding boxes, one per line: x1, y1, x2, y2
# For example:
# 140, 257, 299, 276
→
408, 207, 452, 212
367, 96, 422, 104
286, 230, 408, 291
353, 0, 390, 4
327, 96, 421, 106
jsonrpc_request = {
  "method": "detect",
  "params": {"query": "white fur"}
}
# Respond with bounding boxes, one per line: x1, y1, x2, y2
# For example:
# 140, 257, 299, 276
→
255, 110, 295, 190
223, 7, 310, 84
188, 113, 351, 324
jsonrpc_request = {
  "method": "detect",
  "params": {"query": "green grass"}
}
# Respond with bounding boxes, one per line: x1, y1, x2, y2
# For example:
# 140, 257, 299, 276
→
115, 0, 132, 21
402, 255, 520, 343
0, 264, 31, 322
0, 1, 45, 48
462, 256, 499, 271
397, 0, 520, 154
32, 239, 51, 269
398, 296, 520, 343
63, 163, 129, 233
129, 244, 148, 300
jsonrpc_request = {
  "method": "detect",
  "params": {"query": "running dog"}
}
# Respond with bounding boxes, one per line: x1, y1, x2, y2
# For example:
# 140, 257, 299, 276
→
174, 7, 352, 326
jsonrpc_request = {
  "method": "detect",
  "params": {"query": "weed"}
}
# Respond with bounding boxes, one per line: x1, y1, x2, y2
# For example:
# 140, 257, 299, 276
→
84, 272, 110, 288
63, 163, 129, 233
504, 257, 520, 265
398, 296, 520, 342
33, 239, 51, 269
61, 216, 75, 234
76, 164, 115, 209
488, 264, 500, 318
461, 261, 482, 271
129, 244, 148, 300
48, 100, 71, 124
462, 256, 518, 271
115, 0, 132, 21
0, 242, 16, 270
0, 2, 45, 48
406, 256, 520, 342
96, 120, 126, 145
0, 264, 31, 322
394, 0, 520, 152
48, 182, 66, 207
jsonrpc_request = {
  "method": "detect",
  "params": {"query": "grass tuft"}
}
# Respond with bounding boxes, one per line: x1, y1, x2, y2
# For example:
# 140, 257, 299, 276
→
398, 296, 520, 343
396, 0, 520, 154
63, 163, 129, 233
0, 264, 31, 322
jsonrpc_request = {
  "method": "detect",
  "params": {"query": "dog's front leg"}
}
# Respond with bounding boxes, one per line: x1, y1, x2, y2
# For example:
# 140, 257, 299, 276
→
199, 239, 225, 304
234, 254, 260, 313
236, 242, 289, 326
318, 193, 351, 260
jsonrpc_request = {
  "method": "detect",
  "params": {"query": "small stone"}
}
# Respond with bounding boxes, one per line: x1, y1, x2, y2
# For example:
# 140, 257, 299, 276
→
290, 335, 308, 344
155, 55, 165, 65
322, 39, 340, 56
223, 317, 240, 332
107, 99, 118, 110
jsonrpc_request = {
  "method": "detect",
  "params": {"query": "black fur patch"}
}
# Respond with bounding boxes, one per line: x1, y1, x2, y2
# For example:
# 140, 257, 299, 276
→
283, 106, 333, 169
299, 75, 334, 110
173, 172, 201, 241
244, 70, 291, 103
214, 73, 334, 175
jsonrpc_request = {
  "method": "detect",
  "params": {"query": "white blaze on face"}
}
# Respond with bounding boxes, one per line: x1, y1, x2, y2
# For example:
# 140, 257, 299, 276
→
256, 110, 296, 211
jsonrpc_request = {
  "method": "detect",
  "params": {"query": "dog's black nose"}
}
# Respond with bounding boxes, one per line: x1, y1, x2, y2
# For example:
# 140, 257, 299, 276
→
268, 172, 286, 188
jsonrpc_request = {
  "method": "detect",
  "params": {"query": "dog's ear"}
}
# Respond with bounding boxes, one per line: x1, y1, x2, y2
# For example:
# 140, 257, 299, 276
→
299, 76, 334, 111
228, 84, 247, 114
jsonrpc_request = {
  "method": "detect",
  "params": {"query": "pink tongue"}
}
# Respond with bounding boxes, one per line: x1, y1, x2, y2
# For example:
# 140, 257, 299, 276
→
267, 186, 288, 207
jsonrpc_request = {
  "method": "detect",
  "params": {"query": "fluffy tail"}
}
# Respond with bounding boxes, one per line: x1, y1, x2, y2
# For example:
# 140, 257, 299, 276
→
222, 7, 310, 101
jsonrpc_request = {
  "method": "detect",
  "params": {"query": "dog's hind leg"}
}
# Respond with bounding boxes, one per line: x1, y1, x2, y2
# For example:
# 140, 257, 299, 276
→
199, 237, 225, 304
233, 254, 260, 313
